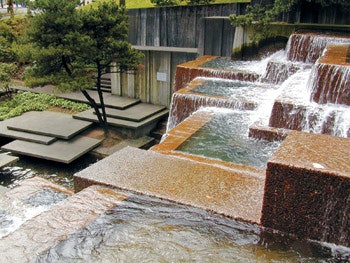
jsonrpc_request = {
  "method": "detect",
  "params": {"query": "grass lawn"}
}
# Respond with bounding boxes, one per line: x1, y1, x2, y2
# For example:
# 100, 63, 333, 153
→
122, 0, 250, 9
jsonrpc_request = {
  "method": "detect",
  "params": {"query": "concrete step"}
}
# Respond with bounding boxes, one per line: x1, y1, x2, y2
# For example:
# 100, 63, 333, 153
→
73, 108, 169, 138
0, 153, 19, 168
1, 135, 102, 164
0, 117, 57, 145
102, 103, 166, 122
6, 111, 93, 140
0, 184, 127, 262
0, 177, 73, 238
74, 146, 266, 224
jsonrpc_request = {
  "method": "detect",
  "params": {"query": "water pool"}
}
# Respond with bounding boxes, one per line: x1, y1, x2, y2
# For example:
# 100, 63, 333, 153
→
177, 110, 281, 169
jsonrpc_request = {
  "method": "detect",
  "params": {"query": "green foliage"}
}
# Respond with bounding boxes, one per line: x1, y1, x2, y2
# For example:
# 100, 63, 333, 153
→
0, 17, 27, 62
78, 1, 143, 73
315, 0, 350, 10
230, 0, 350, 42
0, 91, 90, 121
150, 0, 180, 6
0, 63, 17, 88
187, 0, 213, 5
25, 0, 143, 89
230, 0, 299, 42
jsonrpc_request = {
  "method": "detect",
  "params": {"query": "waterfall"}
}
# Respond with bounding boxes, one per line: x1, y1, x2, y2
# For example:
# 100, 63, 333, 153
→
166, 91, 257, 131
309, 62, 350, 106
286, 33, 350, 63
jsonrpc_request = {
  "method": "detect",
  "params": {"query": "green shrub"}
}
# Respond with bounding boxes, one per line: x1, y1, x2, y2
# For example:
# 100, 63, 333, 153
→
0, 91, 90, 120
150, 0, 180, 6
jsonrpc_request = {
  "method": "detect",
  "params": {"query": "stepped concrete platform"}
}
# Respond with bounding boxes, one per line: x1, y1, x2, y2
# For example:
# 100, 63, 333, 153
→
0, 183, 127, 262
2, 135, 101, 164
6, 111, 93, 140
0, 117, 56, 145
0, 153, 19, 168
74, 108, 169, 138
103, 103, 167, 122
14, 85, 140, 109
74, 146, 266, 224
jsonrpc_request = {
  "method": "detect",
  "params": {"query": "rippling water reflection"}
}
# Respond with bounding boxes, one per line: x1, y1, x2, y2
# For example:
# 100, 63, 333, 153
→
178, 111, 281, 169
36, 193, 343, 263
0, 153, 100, 190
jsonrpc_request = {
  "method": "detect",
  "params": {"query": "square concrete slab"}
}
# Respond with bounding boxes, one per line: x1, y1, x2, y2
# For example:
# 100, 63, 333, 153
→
0, 117, 56, 145
0, 153, 19, 168
1, 136, 101, 164
6, 111, 93, 140
103, 103, 166, 122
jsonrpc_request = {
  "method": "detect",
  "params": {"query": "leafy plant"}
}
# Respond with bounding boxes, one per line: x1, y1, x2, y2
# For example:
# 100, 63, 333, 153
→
25, 0, 143, 135
230, 0, 350, 43
0, 91, 90, 120
150, 0, 180, 6
187, 0, 212, 5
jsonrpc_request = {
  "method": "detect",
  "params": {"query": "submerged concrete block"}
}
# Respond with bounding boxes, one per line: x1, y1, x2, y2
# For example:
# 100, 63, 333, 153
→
261, 131, 350, 247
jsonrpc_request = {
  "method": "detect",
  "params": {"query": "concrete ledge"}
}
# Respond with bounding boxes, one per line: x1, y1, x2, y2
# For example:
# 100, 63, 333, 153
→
6, 111, 93, 140
74, 108, 169, 138
0, 117, 56, 145
261, 131, 350, 247
133, 45, 198, 54
0, 153, 19, 168
74, 146, 265, 224
1, 136, 101, 164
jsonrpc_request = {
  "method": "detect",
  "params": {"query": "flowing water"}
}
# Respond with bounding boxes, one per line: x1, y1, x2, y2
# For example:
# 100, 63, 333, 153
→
35, 192, 350, 262
0, 153, 99, 190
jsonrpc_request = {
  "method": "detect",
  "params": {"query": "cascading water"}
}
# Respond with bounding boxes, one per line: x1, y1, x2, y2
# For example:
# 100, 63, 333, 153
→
309, 58, 350, 106
285, 32, 350, 63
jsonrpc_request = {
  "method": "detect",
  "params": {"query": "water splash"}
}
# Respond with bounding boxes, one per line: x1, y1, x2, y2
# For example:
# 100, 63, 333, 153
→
286, 33, 350, 63
309, 62, 350, 106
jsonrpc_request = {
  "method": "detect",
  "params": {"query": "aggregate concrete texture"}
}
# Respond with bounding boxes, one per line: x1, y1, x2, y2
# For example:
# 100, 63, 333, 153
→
6, 111, 93, 140
74, 146, 266, 224
262, 131, 350, 247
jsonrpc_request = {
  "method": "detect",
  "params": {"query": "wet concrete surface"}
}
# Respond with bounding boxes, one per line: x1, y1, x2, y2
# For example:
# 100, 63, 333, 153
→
262, 131, 350, 247
75, 146, 266, 224
0, 183, 127, 262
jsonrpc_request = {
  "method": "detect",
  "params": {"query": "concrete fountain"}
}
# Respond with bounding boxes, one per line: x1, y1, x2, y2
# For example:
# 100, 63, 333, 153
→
153, 31, 350, 248
0, 31, 349, 261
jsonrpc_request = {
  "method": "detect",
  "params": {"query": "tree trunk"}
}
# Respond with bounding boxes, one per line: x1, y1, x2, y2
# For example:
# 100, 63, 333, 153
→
81, 89, 103, 122
96, 62, 109, 136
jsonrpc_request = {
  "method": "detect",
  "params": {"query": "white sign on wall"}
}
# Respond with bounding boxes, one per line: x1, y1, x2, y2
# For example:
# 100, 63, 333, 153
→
156, 72, 167, 82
